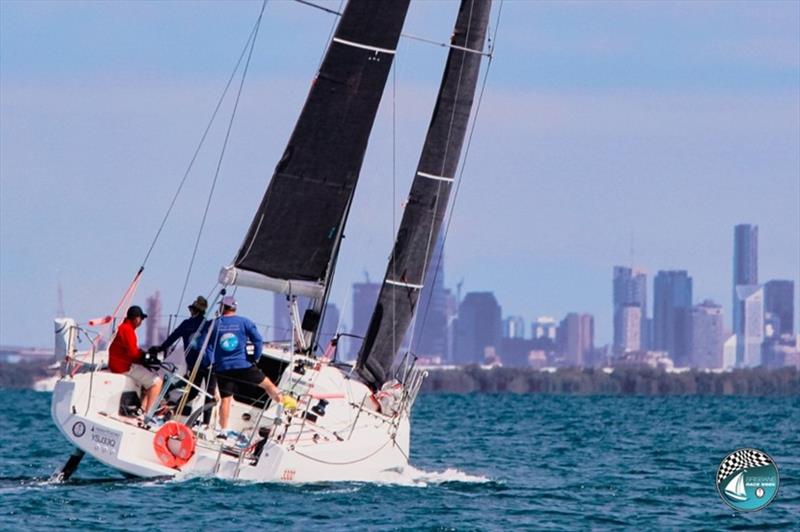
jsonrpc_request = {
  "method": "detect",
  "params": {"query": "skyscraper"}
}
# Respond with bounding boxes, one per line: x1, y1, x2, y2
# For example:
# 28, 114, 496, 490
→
317, 303, 341, 349
619, 304, 642, 352
689, 300, 724, 369
653, 270, 693, 365
557, 313, 594, 367
349, 280, 381, 359
733, 224, 758, 286
453, 292, 502, 364
733, 224, 758, 330
411, 236, 449, 359
272, 293, 310, 342
734, 285, 764, 367
532, 316, 557, 341
503, 316, 526, 339
764, 280, 795, 336
272, 293, 290, 341
613, 266, 648, 352
145, 291, 163, 347
444, 288, 458, 362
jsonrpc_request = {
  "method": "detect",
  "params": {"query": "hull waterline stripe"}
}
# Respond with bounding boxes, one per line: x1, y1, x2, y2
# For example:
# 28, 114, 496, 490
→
417, 171, 454, 182
333, 37, 396, 55
386, 279, 423, 290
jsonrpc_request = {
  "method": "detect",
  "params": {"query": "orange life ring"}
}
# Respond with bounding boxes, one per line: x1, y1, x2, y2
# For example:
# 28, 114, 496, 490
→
153, 421, 196, 469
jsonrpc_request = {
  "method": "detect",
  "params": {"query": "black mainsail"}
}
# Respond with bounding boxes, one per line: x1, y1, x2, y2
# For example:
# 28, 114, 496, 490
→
222, 0, 411, 299
357, 0, 492, 388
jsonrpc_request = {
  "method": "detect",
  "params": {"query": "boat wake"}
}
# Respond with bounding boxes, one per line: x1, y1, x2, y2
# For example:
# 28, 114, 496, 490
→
374, 465, 492, 487
0, 475, 146, 495
166, 464, 492, 488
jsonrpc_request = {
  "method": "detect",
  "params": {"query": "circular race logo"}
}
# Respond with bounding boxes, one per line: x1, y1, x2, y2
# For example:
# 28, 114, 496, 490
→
72, 421, 86, 437
716, 448, 779, 512
219, 332, 239, 352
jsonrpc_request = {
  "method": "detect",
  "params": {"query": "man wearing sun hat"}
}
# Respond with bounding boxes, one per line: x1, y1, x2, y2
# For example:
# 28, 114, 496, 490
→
157, 295, 209, 358
154, 295, 217, 425
109, 305, 163, 414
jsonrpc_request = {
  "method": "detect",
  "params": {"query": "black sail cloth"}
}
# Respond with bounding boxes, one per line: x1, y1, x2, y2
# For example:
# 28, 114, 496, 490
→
233, 0, 411, 291
357, 0, 492, 388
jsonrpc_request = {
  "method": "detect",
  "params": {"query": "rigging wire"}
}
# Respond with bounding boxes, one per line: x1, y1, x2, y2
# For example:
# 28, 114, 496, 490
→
175, 0, 268, 316
391, 49, 398, 363
140, 5, 267, 270
311, 0, 345, 352
407, 0, 477, 356
412, 0, 504, 353
292, 0, 489, 56
295, 0, 341, 17
315, 0, 344, 70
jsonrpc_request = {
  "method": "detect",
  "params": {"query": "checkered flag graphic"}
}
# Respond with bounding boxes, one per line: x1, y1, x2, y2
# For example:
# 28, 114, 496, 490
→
717, 449, 772, 485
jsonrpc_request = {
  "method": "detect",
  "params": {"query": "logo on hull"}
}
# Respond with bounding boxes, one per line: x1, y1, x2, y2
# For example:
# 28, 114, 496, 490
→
71, 421, 86, 437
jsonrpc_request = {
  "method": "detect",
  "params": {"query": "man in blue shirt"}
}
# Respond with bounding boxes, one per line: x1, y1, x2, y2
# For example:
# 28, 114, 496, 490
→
205, 296, 282, 430
157, 295, 208, 358
153, 295, 216, 425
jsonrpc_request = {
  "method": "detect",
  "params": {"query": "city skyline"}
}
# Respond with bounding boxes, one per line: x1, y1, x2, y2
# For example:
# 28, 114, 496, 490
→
1, 1, 798, 348
5, 220, 795, 373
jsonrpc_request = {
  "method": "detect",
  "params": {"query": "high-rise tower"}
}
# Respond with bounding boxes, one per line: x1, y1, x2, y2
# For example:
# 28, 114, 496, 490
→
653, 270, 693, 365
733, 285, 764, 367
764, 280, 795, 336
349, 280, 381, 359
411, 236, 449, 359
732, 224, 758, 331
613, 266, 648, 352
688, 300, 725, 369
145, 291, 163, 347
453, 292, 502, 364
558, 313, 594, 366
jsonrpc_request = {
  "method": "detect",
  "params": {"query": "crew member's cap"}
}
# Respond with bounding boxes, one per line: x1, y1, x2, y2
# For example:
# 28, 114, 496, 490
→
221, 296, 237, 310
126, 305, 148, 319
188, 296, 208, 313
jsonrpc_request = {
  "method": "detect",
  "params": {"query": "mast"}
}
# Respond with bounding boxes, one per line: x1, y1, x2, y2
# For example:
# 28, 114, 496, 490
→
221, 0, 411, 301
356, 0, 492, 388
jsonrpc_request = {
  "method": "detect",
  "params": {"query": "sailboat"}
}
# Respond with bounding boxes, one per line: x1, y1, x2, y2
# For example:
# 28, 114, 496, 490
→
724, 471, 748, 501
50, 0, 492, 481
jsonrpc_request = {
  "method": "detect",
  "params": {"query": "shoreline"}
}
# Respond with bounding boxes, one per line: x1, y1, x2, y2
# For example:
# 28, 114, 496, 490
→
3, 360, 798, 396
420, 365, 800, 395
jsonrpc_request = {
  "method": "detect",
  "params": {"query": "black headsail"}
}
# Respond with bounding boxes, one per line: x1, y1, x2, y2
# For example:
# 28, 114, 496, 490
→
357, 0, 492, 388
221, 0, 411, 299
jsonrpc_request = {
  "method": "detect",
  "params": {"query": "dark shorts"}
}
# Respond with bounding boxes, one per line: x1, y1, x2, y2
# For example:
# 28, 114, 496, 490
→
216, 365, 266, 398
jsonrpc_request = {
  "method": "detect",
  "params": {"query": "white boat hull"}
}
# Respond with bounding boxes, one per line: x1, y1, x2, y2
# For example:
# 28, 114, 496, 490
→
52, 349, 415, 482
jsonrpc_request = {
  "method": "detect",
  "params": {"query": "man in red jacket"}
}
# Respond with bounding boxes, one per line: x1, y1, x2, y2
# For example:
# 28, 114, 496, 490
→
109, 305, 163, 414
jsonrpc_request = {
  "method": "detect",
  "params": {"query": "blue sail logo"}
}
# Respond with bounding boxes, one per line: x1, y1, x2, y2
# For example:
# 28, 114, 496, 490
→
219, 333, 239, 352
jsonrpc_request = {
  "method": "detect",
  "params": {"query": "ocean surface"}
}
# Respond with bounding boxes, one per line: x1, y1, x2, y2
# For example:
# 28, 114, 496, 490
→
0, 390, 798, 530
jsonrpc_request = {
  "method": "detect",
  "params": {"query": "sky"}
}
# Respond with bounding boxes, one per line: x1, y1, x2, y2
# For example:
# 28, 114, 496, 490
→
1, 0, 798, 349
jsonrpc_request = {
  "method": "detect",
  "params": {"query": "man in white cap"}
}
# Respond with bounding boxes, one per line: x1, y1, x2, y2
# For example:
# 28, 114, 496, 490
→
204, 296, 282, 431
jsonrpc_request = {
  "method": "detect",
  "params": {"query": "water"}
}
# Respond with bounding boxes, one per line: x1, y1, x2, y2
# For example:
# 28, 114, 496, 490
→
1, 391, 798, 530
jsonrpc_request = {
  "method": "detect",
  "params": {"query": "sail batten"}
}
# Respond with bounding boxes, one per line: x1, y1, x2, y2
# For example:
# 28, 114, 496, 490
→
232, 0, 411, 289
356, 0, 492, 388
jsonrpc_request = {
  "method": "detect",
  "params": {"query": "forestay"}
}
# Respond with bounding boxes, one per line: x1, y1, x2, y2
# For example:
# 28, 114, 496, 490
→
357, 0, 492, 388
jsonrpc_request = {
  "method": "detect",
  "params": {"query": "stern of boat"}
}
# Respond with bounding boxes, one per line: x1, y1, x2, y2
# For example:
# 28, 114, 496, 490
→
51, 372, 180, 478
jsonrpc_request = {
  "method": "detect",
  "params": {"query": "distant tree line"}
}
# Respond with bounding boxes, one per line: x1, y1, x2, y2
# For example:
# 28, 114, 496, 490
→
421, 366, 800, 395
3, 359, 798, 396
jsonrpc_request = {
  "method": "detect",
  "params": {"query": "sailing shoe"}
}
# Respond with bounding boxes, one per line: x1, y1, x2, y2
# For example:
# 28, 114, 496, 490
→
216, 428, 237, 441
216, 429, 249, 448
